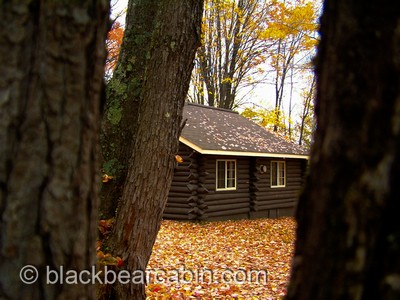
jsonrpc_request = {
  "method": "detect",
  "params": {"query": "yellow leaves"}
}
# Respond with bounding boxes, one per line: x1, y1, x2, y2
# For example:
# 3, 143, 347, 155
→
175, 155, 184, 163
97, 251, 124, 267
102, 174, 113, 183
146, 218, 296, 298
242, 107, 286, 132
261, 0, 319, 66
266, 1, 318, 39
221, 77, 234, 84
261, 27, 287, 40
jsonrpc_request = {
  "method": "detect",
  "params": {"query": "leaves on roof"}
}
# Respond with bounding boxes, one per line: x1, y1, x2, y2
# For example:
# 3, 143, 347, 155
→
182, 104, 308, 156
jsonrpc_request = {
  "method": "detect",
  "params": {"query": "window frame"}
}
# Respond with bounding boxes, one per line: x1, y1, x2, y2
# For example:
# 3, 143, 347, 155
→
216, 159, 237, 191
270, 160, 286, 188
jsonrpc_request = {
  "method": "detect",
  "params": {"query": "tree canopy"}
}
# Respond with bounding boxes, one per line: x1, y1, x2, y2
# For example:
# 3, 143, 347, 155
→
188, 0, 319, 114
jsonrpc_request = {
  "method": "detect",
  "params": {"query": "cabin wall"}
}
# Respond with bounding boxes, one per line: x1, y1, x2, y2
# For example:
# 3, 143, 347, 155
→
199, 155, 251, 221
164, 143, 199, 220
165, 144, 307, 221
250, 158, 307, 218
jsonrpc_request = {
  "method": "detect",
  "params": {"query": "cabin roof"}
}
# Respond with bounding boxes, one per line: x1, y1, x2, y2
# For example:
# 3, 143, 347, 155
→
180, 103, 309, 159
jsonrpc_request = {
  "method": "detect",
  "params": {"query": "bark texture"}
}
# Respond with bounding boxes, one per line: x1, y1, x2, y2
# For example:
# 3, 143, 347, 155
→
286, 1, 400, 300
0, 1, 109, 299
100, 0, 159, 219
104, 1, 203, 299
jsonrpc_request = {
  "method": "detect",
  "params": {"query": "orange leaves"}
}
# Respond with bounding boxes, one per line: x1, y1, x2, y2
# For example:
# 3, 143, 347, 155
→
106, 21, 124, 75
146, 218, 296, 299
108, 21, 124, 46
98, 218, 114, 236
97, 218, 123, 267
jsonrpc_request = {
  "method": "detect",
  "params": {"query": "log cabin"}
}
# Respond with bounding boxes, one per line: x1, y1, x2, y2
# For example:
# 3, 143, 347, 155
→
164, 103, 309, 221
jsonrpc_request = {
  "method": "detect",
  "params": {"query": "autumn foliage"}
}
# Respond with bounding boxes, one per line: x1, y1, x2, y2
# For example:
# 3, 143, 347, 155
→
146, 218, 296, 299
96, 214, 295, 298
97, 218, 123, 267
105, 21, 124, 77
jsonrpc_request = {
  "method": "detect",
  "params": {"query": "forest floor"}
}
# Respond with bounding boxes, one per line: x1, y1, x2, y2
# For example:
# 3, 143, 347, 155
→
145, 217, 296, 299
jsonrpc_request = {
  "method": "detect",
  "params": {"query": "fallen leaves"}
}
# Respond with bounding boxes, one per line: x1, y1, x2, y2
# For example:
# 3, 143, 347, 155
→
146, 217, 296, 299
97, 218, 124, 267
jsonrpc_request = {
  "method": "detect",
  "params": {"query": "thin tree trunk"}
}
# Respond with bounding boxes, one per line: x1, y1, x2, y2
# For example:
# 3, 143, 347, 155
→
273, 39, 283, 132
198, 46, 216, 107
286, 1, 400, 299
0, 1, 109, 299
105, 1, 203, 299
288, 63, 295, 138
298, 76, 315, 146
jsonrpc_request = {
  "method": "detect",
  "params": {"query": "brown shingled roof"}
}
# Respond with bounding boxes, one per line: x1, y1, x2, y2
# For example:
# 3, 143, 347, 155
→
180, 103, 309, 158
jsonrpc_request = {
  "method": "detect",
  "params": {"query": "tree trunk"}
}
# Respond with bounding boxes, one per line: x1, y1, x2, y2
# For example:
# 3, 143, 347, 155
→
286, 1, 400, 299
100, 0, 159, 219
103, 1, 203, 299
298, 75, 315, 146
198, 45, 216, 107
0, 1, 109, 299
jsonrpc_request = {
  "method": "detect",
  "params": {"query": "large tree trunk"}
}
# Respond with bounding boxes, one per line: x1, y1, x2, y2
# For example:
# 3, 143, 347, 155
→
100, 0, 159, 219
0, 1, 109, 299
286, 1, 400, 300
103, 1, 203, 299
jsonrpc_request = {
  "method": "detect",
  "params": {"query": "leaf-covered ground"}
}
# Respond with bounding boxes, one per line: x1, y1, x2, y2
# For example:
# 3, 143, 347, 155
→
146, 217, 296, 299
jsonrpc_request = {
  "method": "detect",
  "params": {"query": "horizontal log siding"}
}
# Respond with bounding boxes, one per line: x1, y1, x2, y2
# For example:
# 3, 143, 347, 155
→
164, 144, 199, 220
166, 142, 307, 220
201, 156, 250, 220
250, 158, 306, 218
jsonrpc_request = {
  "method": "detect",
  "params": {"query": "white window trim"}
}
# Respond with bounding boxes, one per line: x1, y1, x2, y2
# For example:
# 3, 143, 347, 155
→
271, 161, 286, 188
216, 159, 237, 191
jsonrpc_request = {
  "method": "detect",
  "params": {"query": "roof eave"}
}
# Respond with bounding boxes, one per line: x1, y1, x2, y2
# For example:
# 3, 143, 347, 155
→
179, 136, 309, 160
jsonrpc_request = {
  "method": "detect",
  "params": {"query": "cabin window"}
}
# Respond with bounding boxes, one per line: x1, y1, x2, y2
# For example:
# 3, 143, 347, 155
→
271, 161, 286, 188
216, 160, 236, 190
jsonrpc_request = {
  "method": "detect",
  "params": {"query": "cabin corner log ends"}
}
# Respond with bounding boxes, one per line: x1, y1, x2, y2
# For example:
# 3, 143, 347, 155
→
164, 144, 307, 221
